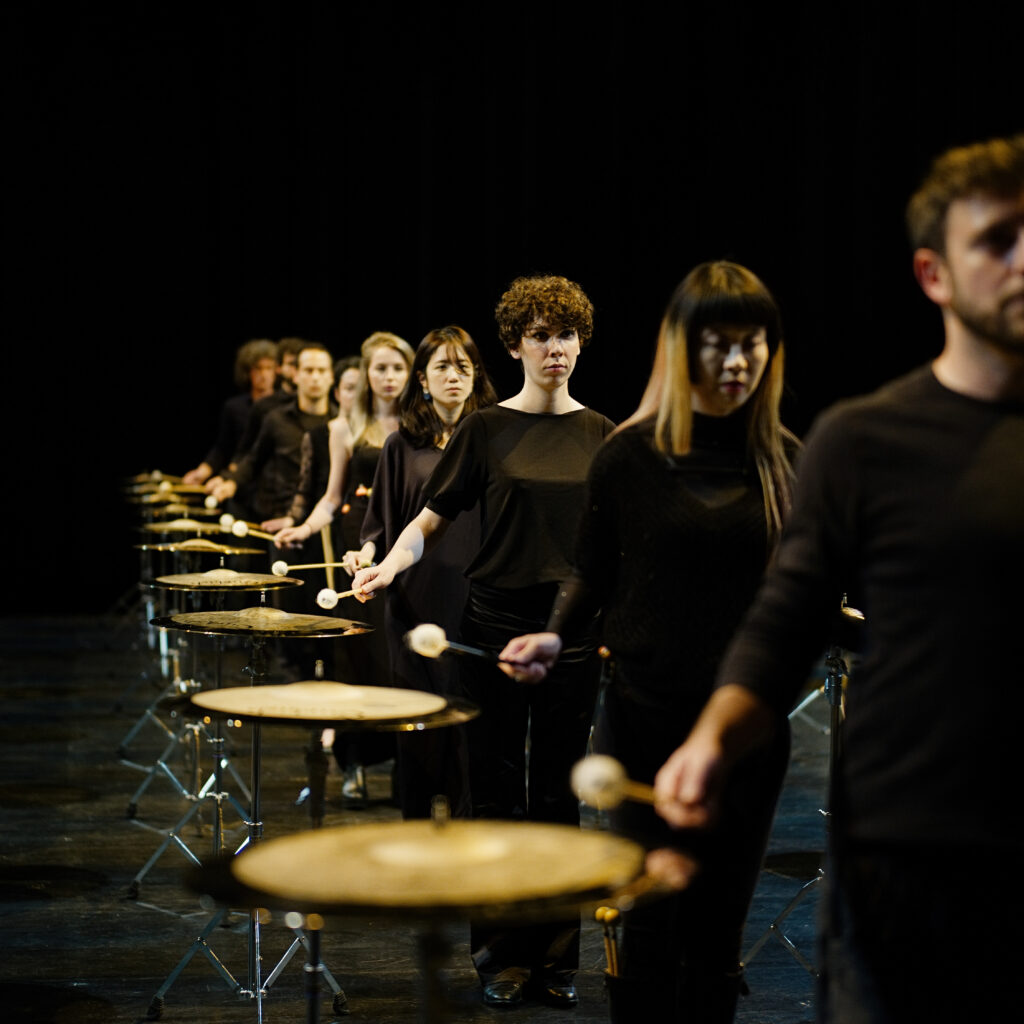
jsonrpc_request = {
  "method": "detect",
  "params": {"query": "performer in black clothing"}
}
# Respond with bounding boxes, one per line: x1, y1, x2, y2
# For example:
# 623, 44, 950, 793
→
182, 338, 278, 486
502, 262, 798, 1022
353, 276, 614, 1009
209, 344, 334, 524
204, 336, 309, 496
275, 332, 414, 802
654, 136, 1024, 1024
271, 357, 362, 536
348, 326, 497, 819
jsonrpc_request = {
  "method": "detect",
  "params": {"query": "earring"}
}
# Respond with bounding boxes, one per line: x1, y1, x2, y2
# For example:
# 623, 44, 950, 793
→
423, 388, 431, 400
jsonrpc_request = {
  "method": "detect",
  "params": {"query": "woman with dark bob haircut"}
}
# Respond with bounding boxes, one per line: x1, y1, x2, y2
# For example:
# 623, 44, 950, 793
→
502, 261, 799, 1021
343, 326, 497, 819
353, 275, 614, 1009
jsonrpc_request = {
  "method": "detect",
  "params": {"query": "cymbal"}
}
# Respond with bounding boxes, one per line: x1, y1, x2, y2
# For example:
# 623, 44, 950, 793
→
134, 538, 264, 555
126, 492, 204, 507
125, 471, 183, 487
152, 606, 372, 637
152, 568, 304, 591
140, 518, 231, 535
197, 820, 645, 920
192, 680, 446, 724
126, 481, 208, 496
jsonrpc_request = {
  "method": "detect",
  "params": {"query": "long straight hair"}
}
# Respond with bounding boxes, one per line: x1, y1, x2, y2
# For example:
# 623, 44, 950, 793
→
348, 331, 416, 446
619, 261, 797, 539
398, 326, 497, 448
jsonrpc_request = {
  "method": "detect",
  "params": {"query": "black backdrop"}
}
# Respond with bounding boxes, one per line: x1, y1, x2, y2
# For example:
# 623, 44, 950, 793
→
5, 2, 1020, 614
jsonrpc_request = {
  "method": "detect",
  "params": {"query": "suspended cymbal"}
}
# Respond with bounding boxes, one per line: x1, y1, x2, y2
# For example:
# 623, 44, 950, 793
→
126, 481, 208, 496
193, 680, 446, 725
134, 537, 264, 555
195, 819, 645, 921
151, 568, 304, 591
125, 492, 204, 507
152, 606, 371, 637
125, 471, 183, 487
159, 503, 221, 517
139, 518, 231, 535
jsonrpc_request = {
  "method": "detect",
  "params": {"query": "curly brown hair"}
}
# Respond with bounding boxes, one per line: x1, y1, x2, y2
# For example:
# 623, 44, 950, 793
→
494, 275, 595, 352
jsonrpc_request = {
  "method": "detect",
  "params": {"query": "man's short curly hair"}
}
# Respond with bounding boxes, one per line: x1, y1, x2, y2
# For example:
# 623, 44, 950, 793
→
494, 275, 595, 352
906, 134, 1024, 254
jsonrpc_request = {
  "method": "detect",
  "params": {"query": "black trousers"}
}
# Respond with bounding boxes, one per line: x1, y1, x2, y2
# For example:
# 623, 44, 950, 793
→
596, 677, 789, 1022
459, 582, 601, 984
818, 842, 1022, 1023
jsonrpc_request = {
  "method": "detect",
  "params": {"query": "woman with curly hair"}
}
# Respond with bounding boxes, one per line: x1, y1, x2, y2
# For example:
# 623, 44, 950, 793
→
501, 261, 799, 1022
353, 275, 614, 1009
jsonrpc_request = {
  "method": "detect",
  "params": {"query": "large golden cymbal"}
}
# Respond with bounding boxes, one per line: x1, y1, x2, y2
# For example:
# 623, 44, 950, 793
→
152, 606, 371, 637
193, 680, 446, 723
225, 819, 645, 919
152, 568, 303, 591
134, 537, 264, 555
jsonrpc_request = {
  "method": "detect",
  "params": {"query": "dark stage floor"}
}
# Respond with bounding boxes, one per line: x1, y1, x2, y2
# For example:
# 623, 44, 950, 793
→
0, 612, 828, 1023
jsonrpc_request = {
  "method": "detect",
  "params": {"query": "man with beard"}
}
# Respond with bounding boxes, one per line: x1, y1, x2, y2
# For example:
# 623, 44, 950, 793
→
210, 343, 334, 525
653, 134, 1024, 1023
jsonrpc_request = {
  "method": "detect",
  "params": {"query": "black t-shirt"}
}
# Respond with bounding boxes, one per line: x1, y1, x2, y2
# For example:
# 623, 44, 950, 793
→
424, 405, 614, 590
721, 366, 1024, 850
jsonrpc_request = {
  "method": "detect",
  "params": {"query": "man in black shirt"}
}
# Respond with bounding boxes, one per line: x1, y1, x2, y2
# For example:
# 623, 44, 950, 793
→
654, 135, 1024, 1022
211, 343, 334, 525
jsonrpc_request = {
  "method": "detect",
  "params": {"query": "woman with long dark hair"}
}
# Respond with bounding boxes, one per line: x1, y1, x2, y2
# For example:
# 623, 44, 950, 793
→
347, 326, 496, 818
502, 261, 798, 1021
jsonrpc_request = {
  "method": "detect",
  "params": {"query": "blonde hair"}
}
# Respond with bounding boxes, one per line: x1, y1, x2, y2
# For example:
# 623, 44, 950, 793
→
347, 331, 415, 445
619, 262, 797, 539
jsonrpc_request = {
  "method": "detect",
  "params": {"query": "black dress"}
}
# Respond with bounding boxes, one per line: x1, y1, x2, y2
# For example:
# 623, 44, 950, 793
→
559, 413, 791, 1021
360, 430, 480, 818
332, 441, 394, 771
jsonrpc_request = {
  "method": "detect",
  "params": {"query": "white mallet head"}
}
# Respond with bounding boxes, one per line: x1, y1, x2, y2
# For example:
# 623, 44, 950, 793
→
407, 623, 448, 659
271, 560, 288, 577
205, 494, 219, 509
231, 520, 249, 537
219, 513, 235, 529
571, 755, 628, 809
317, 588, 339, 609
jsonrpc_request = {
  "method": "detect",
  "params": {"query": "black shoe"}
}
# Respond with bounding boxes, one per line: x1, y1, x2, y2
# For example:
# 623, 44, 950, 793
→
531, 979, 579, 1008
482, 978, 526, 1007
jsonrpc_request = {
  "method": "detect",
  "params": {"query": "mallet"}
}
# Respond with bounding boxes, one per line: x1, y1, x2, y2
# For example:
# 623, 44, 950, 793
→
571, 755, 656, 810
405, 623, 499, 663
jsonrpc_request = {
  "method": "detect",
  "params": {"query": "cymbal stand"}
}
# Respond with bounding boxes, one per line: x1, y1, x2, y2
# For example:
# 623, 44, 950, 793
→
147, 628, 348, 1021
116, 545, 205, 754
128, 630, 251, 899
295, 661, 330, 829
741, 644, 845, 975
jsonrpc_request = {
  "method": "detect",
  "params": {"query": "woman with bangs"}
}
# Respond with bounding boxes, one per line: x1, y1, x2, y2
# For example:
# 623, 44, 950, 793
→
353, 275, 614, 1009
502, 261, 798, 1021
346, 326, 497, 819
